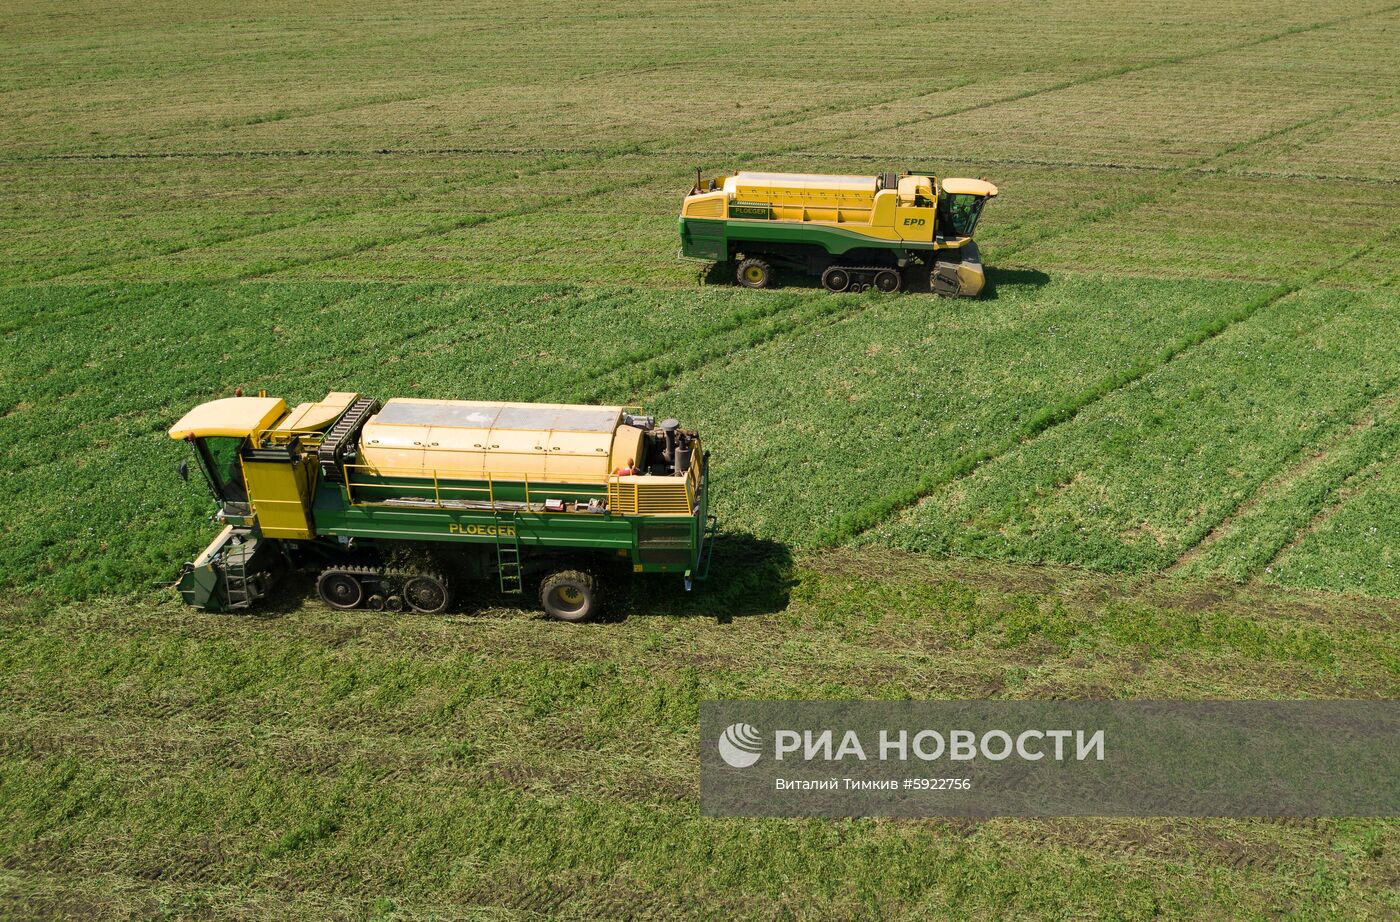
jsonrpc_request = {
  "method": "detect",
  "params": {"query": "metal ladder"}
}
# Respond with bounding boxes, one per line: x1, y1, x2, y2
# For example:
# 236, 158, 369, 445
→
223, 558, 252, 609
495, 514, 523, 594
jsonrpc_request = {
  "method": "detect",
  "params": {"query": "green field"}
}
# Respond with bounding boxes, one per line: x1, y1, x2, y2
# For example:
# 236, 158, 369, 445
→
2, 0, 1398, 917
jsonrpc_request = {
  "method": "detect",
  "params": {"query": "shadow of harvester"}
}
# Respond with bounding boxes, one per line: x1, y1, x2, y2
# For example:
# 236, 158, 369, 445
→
610, 533, 795, 623
209, 532, 794, 625
699, 260, 1049, 297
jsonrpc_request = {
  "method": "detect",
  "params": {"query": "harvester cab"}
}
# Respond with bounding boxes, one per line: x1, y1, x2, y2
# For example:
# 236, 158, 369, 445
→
169, 395, 287, 523
937, 177, 998, 241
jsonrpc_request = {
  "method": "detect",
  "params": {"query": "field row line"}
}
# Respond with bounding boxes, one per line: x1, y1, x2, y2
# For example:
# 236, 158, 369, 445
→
258, 2, 1400, 282
18, 148, 1398, 194
2, 146, 607, 163
14, 0, 1350, 287
751, 151, 1400, 189
590, 291, 868, 405
231, 75, 1037, 280
25, 70, 999, 282
5, 0, 1381, 147
822, 221, 1400, 548
1256, 419, 1400, 579
26, 143, 644, 284
0, 0, 720, 138
1166, 388, 1400, 582
0, 869, 511, 921
991, 98, 1381, 263
816, 98, 1395, 544
44, 2, 1383, 285
24, 0, 1377, 286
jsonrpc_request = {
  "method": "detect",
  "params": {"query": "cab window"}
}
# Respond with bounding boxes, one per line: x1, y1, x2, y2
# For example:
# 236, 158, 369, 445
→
944, 193, 986, 236
197, 436, 248, 503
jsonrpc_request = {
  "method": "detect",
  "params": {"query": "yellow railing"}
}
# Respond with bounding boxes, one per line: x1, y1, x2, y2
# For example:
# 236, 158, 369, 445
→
606, 457, 701, 516
342, 452, 702, 517
256, 428, 327, 449
342, 464, 605, 511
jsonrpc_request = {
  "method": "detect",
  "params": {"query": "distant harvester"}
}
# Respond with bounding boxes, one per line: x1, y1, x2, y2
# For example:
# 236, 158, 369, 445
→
679, 169, 998, 296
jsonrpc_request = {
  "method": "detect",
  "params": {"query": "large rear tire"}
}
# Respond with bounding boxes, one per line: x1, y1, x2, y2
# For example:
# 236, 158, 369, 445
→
404, 573, 451, 614
317, 570, 363, 610
821, 266, 851, 292
539, 570, 599, 622
736, 257, 773, 289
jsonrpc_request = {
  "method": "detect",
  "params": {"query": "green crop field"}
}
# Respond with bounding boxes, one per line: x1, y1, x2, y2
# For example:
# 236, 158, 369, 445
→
2, 0, 1398, 917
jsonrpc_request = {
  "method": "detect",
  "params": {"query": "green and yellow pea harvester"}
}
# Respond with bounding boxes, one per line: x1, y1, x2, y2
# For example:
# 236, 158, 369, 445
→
680, 170, 998, 295
169, 392, 714, 621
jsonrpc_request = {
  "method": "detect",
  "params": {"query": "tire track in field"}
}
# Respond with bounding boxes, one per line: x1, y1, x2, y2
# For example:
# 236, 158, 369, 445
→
1164, 387, 1400, 579
25, 71, 992, 283
233, 3, 1400, 281
1252, 424, 1400, 582
820, 222, 1400, 546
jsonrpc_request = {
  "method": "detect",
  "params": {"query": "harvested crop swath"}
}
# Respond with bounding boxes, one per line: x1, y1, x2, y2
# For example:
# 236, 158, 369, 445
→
1265, 458, 1400, 597
874, 288, 1400, 575
651, 273, 1267, 545
1171, 395, 1400, 584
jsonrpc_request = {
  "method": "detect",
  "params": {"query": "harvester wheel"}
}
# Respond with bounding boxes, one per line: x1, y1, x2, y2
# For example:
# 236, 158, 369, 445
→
540, 570, 599, 622
404, 573, 451, 614
874, 269, 901, 292
736, 257, 772, 289
821, 267, 851, 292
317, 570, 363, 609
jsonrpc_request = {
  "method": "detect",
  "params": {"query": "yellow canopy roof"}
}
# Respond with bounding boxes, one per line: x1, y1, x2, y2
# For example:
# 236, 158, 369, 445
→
940, 177, 998, 197
269, 392, 358, 437
168, 397, 287, 440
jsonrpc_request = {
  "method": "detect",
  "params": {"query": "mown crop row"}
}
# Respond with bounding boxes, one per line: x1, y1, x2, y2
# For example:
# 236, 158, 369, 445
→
646, 273, 1270, 546
1, 550, 1396, 918
1266, 453, 1400, 598
1173, 394, 1400, 586
873, 286, 1400, 576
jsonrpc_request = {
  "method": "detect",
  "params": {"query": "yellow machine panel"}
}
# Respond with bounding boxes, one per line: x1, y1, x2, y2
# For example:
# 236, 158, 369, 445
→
268, 392, 359, 440
244, 456, 316, 539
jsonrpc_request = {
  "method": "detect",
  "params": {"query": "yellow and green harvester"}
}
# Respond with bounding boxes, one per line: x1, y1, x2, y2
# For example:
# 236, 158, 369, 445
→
169, 392, 713, 621
679, 170, 998, 295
